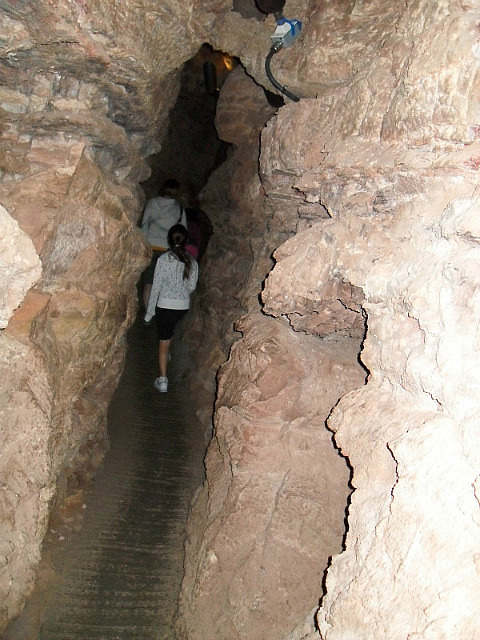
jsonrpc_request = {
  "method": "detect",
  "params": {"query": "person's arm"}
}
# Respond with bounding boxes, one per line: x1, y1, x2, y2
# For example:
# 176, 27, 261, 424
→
145, 259, 163, 321
186, 260, 198, 294
180, 206, 188, 229
141, 201, 153, 238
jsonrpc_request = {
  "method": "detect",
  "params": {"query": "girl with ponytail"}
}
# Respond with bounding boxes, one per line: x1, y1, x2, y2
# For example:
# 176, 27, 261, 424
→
144, 224, 199, 393
167, 224, 193, 279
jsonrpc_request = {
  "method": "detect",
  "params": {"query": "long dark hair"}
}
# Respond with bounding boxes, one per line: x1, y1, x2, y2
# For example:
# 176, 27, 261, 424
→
159, 178, 180, 198
167, 224, 192, 280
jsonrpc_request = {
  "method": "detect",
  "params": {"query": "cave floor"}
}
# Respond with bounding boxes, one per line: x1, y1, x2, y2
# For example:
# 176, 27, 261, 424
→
4, 309, 207, 640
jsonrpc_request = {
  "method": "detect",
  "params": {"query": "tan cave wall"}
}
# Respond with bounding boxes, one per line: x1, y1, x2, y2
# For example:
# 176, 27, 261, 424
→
0, 4, 156, 627
177, 64, 368, 640
1, 1, 480, 639
178, 1, 480, 640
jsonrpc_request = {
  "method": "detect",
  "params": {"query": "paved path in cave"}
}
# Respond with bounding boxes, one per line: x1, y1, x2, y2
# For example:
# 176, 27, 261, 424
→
4, 311, 206, 640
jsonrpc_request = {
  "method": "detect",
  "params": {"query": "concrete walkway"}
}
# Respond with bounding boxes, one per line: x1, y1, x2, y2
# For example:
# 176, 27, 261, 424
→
4, 311, 206, 640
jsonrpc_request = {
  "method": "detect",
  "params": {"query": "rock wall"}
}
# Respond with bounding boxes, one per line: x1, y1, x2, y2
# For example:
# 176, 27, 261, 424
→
177, 65, 367, 639
179, 1, 480, 639
0, 79, 150, 636
178, 66, 277, 420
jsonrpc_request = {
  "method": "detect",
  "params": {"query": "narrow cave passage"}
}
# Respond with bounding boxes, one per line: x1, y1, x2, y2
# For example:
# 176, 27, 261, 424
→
3, 44, 234, 640
4, 38, 365, 637
5, 312, 207, 640
3, 28, 364, 640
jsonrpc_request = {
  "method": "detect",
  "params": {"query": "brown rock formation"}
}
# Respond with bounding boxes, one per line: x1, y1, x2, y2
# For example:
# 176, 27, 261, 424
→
0, 1, 161, 626
1, 0, 480, 638
178, 313, 365, 640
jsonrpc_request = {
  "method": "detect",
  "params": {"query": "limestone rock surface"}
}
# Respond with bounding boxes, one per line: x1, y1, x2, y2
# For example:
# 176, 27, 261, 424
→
180, 66, 277, 420
178, 313, 365, 640
181, 1, 480, 638
258, 3, 480, 639
0, 205, 42, 328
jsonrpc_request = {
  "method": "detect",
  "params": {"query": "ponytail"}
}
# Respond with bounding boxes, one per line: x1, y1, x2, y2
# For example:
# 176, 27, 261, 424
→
167, 224, 192, 279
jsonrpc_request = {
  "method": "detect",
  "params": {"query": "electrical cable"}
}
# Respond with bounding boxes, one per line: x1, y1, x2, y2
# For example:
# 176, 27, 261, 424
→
265, 44, 300, 102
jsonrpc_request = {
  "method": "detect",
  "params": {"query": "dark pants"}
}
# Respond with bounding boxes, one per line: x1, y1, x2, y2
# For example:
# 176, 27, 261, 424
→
155, 307, 187, 340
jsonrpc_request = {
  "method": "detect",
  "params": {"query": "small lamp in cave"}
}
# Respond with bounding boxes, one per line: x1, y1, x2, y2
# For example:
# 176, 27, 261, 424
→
223, 55, 234, 71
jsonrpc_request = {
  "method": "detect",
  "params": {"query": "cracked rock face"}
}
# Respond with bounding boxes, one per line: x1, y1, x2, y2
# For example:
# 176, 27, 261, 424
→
178, 313, 365, 640
1, 0, 480, 638
0, 204, 42, 328
180, 2, 480, 639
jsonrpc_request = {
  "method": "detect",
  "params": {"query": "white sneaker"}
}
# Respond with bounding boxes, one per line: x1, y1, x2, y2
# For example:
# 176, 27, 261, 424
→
154, 377, 168, 393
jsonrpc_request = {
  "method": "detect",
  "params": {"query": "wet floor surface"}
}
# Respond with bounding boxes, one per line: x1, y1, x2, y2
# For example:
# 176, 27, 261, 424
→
4, 312, 206, 640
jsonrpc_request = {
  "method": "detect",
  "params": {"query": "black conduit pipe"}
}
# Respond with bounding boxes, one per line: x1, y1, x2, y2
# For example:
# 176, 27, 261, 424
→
265, 45, 300, 103
203, 61, 218, 95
